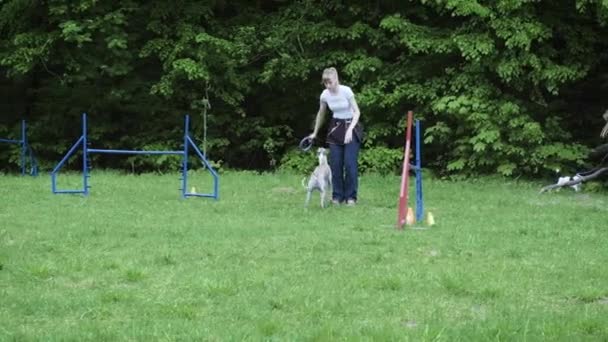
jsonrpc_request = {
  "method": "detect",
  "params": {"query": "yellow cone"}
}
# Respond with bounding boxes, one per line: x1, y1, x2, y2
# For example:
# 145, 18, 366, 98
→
406, 207, 415, 225
427, 212, 435, 226
191, 186, 196, 193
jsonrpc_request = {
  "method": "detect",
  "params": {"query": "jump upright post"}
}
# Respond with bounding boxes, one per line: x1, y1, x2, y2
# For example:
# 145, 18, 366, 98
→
396, 110, 424, 229
0, 119, 38, 176
51, 113, 219, 199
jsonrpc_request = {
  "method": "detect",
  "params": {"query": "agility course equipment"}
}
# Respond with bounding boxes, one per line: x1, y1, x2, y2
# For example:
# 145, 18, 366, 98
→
396, 110, 423, 229
0, 119, 38, 176
51, 113, 219, 199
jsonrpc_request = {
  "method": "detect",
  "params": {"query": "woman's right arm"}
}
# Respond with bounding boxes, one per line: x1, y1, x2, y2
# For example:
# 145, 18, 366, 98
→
311, 101, 328, 139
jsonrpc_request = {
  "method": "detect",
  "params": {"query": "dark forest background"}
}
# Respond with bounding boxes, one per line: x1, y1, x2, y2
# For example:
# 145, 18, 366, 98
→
2, 0, 608, 177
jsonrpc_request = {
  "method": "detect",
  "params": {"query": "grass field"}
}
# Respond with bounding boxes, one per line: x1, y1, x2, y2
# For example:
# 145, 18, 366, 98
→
1, 170, 608, 341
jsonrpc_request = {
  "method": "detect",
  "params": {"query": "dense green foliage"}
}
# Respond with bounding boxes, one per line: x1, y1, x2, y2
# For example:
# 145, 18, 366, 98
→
2, 0, 608, 176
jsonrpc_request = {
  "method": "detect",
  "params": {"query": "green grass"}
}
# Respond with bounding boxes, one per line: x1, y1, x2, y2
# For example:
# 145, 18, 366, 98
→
1, 170, 608, 341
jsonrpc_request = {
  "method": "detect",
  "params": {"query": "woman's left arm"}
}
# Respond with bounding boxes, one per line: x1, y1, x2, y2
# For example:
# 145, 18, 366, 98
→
345, 97, 361, 143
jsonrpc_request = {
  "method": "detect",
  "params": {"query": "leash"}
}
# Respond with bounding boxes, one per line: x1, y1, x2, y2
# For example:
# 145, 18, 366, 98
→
299, 136, 314, 152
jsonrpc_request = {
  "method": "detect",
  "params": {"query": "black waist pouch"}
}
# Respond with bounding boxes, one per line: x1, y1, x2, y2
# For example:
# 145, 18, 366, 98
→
326, 118, 364, 145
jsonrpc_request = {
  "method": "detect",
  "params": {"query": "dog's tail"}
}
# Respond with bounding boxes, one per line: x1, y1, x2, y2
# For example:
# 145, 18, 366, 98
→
301, 177, 308, 189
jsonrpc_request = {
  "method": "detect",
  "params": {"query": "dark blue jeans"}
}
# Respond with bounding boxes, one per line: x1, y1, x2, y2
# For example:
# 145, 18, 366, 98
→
329, 140, 360, 202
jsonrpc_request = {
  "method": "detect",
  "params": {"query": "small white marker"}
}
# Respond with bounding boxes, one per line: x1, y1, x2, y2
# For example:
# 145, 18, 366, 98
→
427, 212, 435, 226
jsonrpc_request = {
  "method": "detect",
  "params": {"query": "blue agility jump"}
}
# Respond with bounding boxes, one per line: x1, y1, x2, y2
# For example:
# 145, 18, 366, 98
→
0, 119, 38, 176
411, 119, 423, 222
396, 111, 424, 228
51, 113, 219, 199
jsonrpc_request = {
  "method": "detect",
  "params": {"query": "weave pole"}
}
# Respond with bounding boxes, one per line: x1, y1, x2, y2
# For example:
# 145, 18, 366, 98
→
396, 111, 414, 229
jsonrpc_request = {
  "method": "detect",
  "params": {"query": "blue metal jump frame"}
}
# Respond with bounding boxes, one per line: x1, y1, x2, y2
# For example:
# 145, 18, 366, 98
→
51, 113, 219, 199
410, 120, 424, 222
0, 119, 38, 176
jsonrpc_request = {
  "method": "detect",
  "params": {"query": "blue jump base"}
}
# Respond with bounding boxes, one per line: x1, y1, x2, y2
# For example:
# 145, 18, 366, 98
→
51, 113, 219, 199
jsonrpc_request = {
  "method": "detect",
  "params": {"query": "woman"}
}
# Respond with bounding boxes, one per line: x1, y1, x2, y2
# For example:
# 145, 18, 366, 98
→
309, 67, 363, 205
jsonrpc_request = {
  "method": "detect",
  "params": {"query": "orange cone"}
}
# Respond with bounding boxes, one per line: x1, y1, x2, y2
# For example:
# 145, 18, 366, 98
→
406, 207, 415, 225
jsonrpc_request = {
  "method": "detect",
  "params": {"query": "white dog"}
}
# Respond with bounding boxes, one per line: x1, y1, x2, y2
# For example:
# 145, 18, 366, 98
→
303, 148, 332, 207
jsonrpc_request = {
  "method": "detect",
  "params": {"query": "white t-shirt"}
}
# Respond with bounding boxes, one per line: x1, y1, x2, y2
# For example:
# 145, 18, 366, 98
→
320, 85, 355, 119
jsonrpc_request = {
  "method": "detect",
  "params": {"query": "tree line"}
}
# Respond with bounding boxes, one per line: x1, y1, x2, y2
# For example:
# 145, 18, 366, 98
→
2, 0, 608, 176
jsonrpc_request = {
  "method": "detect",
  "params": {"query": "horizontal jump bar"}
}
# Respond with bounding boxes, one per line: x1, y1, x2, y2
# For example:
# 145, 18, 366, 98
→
185, 193, 217, 198
0, 138, 22, 143
53, 190, 87, 194
88, 149, 184, 155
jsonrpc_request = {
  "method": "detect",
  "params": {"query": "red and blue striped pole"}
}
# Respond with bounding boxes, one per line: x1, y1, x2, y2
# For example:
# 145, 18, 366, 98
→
396, 111, 414, 229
